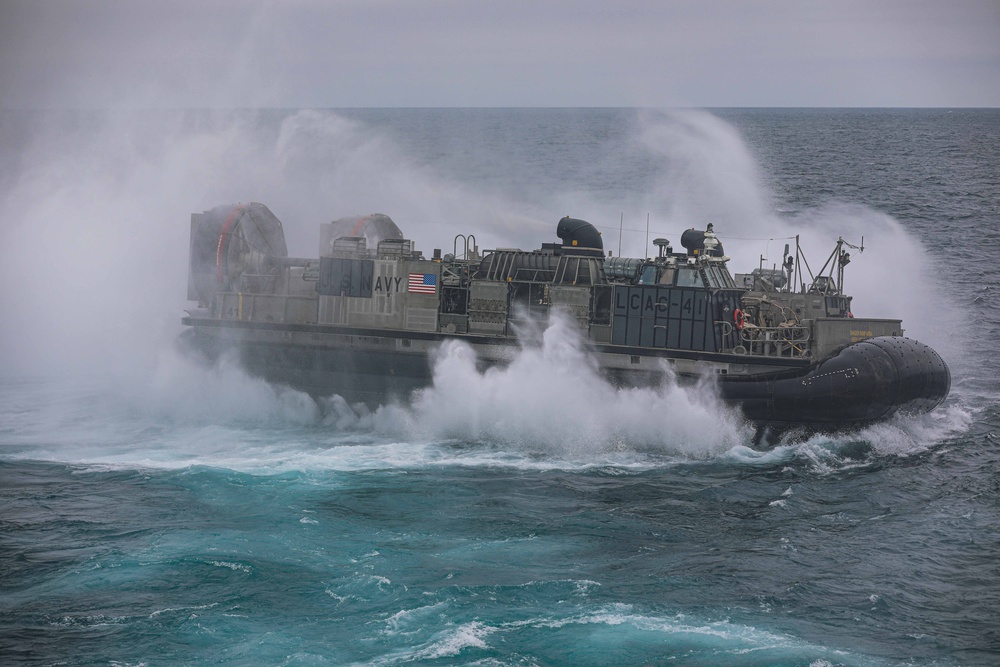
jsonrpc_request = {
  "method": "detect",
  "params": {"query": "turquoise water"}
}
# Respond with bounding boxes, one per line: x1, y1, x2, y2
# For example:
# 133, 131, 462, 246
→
2, 108, 999, 665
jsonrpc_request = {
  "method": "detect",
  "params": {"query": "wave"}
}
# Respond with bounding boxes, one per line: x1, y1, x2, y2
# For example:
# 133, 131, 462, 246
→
361, 601, 893, 667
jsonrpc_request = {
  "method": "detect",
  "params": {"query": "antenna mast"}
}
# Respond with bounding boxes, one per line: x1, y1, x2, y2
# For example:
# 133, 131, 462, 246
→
618, 212, 623, 257
644, 213, 650, 255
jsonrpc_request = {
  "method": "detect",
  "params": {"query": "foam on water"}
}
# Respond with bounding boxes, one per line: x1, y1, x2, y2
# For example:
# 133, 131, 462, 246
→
359, 601, 894, 667
0, 310, 964, 477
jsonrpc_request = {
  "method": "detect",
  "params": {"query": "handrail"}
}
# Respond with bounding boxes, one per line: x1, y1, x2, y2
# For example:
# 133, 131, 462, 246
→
735, 323, 812, 358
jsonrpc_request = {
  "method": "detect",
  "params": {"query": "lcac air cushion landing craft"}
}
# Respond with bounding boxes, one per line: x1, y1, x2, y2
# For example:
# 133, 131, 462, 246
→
180, 203, 950, 435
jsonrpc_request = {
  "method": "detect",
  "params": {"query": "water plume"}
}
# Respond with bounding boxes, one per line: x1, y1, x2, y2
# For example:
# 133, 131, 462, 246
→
635, 108, 777, 244
629, 109, 969, 372
379, 311, 753, 458
0, 109, 545, 382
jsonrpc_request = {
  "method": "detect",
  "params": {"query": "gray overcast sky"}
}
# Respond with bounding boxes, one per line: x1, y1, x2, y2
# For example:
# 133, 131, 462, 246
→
2, 0, 998, 108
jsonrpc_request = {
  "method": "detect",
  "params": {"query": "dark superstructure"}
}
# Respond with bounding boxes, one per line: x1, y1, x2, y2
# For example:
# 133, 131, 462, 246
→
182, 203, 950, 433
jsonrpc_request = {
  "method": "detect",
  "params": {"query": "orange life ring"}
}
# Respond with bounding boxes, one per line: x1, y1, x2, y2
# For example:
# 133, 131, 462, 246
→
733, 308, 745, 331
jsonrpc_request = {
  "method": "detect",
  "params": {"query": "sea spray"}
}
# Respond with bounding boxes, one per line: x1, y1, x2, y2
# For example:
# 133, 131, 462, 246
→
378, 311, 753, 458
631, 109, 968, 374
0, 109, 545, 382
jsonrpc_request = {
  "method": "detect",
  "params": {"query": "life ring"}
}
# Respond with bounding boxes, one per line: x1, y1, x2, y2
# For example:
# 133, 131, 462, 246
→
733, 308, 745, 331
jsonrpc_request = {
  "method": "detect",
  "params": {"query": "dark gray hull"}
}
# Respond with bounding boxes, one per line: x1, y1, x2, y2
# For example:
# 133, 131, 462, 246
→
716, 336, 951, 429
179, 321, 950, 434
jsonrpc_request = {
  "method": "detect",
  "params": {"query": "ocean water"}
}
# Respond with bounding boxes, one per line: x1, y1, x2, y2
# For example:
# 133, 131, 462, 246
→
1, 108, 999, 666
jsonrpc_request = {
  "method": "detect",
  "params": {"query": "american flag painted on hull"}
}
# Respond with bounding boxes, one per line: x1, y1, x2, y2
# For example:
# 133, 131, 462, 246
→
408, 273, 437, 294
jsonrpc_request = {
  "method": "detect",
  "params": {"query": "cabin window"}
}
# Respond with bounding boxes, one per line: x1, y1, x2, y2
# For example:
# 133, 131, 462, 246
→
676, 267, 704, 288
638, 265, 658, 285
704, 266, 721, 288
702, 265, 736, 288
